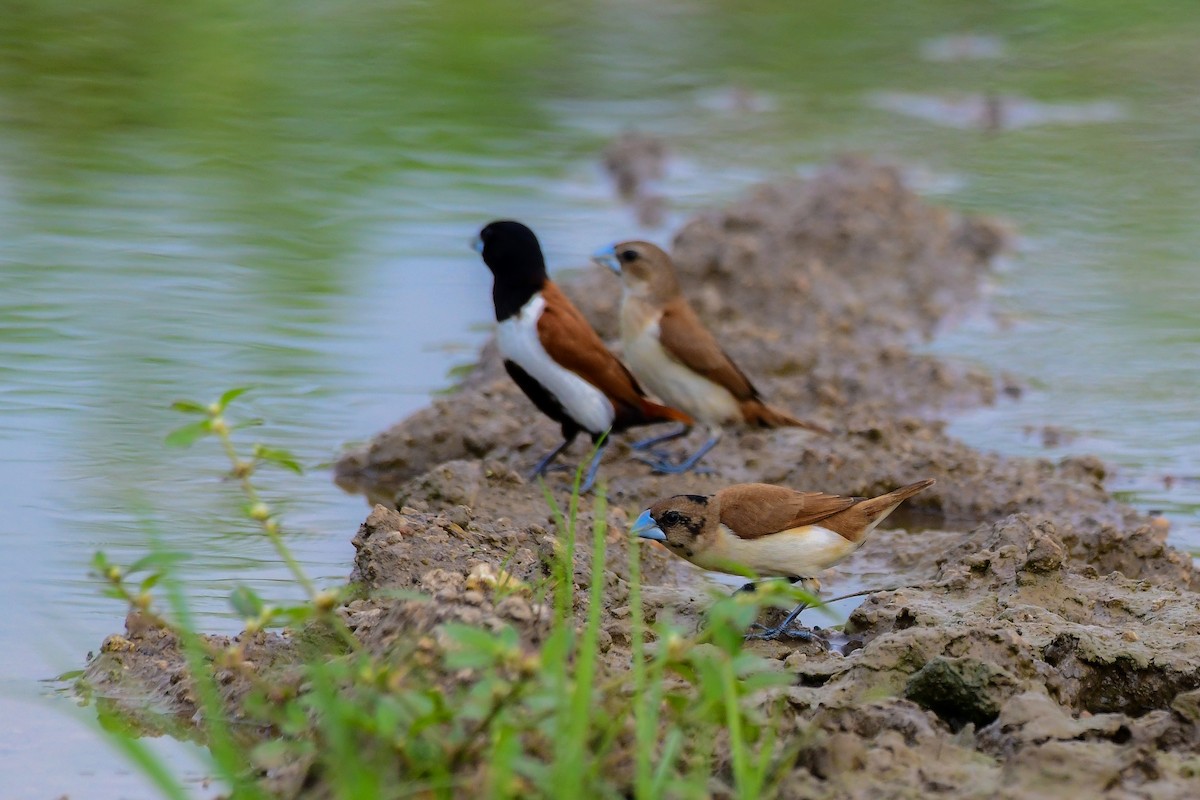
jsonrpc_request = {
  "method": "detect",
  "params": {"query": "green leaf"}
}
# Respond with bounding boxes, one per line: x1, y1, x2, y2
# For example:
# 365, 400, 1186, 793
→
230, 585, 265, 619
139, 573, 161, 592
232, 418, 264, 430
249, 739, 300, 771
217, 387, 250, 411
91, 551, 110, 574
126, 551, 187, 575
266, 605, 314, 626
164, 419, 212, 448
254, 445, 304, 474
441, 623, 511, 669
169, 399, 208, 415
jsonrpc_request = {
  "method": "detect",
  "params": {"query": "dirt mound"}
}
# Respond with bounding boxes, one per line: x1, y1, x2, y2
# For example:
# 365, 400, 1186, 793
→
768, 514, 1200, 798
83, 159, 1200, 798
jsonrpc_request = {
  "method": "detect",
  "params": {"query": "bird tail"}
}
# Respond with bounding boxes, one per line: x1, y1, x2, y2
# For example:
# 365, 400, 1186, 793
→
639, 399, 694, 426
826, 479, 936, 543
741, 399, 832, 435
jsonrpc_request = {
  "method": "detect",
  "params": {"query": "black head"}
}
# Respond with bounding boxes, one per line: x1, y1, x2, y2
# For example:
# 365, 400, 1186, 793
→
475, 220, 549, 321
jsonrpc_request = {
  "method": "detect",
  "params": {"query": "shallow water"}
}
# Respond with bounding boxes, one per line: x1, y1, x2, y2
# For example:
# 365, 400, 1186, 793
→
1, 1, 1197, 795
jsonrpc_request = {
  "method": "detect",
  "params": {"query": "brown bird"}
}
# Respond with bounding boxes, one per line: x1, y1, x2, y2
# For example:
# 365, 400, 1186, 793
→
593, 241, 827, 473
630, 478, 935, 639
474, 221, 692, 491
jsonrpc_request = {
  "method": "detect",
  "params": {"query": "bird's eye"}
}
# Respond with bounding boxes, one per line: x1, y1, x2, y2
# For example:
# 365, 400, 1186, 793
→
619, 249, 638, 263
661, 510, 682, 526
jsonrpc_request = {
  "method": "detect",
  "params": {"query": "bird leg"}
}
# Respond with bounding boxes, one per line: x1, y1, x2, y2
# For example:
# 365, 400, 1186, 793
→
578, 438, 610, 494
745, 576, 818, 641
636, 431, 721, 475
744, 602, 813, 641
527, 438, 574, 482
629, 423, 691, 457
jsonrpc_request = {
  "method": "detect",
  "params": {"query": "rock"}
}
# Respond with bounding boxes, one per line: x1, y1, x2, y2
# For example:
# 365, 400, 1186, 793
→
905, 656, 1016, 729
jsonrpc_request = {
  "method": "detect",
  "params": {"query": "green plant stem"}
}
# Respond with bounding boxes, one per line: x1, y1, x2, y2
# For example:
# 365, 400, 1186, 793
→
214, 420, 316, 599
629, 537, 655, 799
564, 484, 607, 777
447, 679, 527, 773
722, 657, 750, 799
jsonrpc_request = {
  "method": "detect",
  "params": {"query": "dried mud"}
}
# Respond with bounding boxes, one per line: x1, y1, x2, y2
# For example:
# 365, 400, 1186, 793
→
84, 159, 1200, 798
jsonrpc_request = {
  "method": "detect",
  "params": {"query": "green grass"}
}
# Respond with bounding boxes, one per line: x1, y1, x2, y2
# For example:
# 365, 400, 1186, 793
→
83, 391, 811, 798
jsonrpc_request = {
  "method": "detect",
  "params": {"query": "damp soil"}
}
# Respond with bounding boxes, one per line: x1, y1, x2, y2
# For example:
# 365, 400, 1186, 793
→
82, 158, 1200, 798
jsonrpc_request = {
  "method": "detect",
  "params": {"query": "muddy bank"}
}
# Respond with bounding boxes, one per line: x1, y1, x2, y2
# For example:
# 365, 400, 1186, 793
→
84, 159, 1199, 797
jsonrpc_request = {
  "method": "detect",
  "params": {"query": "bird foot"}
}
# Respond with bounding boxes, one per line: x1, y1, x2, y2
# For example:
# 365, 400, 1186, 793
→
633, 453, 714, 475
745, 623, 816, 642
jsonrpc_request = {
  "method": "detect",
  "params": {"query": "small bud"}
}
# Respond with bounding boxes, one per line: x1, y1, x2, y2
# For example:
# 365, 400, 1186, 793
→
106, 566, 122, 583
665, 633, 688, 661
314, 590, 338, 612
264, 519, 280, 535
249, 502, 271, 521
207, 402, 221, 416
210, 418, 229, 436
134, 592, 152, 610
244, 619, 261, 634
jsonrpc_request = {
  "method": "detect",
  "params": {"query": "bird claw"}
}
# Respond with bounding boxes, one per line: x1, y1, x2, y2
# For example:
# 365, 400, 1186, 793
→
633, 453, 714, 475
744, 624, 815, 642
527, 463, 571, 478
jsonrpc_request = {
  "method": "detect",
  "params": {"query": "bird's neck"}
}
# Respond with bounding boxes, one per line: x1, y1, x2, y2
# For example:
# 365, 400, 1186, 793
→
619, 291, 663, 341
493, 275, 546, 322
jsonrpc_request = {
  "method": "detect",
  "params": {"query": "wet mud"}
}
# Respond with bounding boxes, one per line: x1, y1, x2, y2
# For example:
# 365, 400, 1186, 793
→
84, 159, 1200, 797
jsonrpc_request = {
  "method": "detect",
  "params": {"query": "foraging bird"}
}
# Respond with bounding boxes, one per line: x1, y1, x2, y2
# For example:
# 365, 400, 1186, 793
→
630, 478, 935, 639
593, 241, 828, 473
474, 221, 692, 491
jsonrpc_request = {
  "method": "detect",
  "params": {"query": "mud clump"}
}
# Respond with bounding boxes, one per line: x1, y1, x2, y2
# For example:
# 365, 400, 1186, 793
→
782, 515, 1200, 797
85, 159, 1200, 798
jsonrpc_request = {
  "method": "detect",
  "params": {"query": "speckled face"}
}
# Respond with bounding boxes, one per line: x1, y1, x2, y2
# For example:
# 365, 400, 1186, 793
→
647, 494, 713, 560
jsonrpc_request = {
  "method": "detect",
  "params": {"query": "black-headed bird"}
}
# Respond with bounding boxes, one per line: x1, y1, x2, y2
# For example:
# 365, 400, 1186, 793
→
474, 221, 692, 491
593, 241, 828, 473
631, 478, 935, 638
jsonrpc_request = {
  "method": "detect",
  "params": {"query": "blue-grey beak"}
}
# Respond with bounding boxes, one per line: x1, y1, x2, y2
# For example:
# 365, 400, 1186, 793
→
630, 509, 666, 541
470, 234, 484, 254
592, 244, 621, 274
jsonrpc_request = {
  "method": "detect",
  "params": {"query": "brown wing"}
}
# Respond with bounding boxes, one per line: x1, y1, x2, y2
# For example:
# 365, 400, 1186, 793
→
657, 297, 759, 401
537, 281, 651, 408
716, 483, 857, 539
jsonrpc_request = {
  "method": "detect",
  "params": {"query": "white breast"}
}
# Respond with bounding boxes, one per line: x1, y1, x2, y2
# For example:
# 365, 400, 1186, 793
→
497, 294, 615, 435
622, 313, 741, 426
691, 524, 860, 578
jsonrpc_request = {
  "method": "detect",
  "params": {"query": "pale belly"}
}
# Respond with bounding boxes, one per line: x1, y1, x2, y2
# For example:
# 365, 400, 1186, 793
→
623, 321, 741, 426
688, 524, 861, 578
497, 295, 615, 434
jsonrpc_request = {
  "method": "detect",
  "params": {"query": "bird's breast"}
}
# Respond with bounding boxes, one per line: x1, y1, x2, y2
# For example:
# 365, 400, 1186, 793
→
497, 294, 615, 434
686, 524, 861, 578
621, 311, 741, 426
